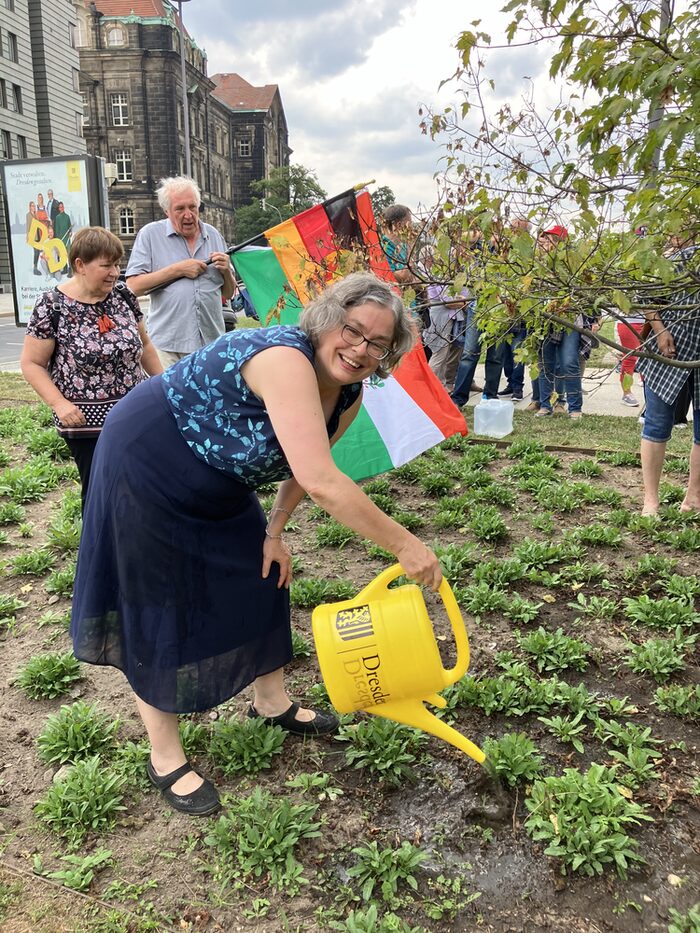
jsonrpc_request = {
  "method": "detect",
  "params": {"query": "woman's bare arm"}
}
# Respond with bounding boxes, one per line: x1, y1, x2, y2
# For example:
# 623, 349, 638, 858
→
20, 335, 86, 426
244, 348, 441, 589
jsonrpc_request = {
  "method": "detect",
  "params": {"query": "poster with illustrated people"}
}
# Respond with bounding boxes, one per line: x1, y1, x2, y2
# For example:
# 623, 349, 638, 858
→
1, 155, 107, 325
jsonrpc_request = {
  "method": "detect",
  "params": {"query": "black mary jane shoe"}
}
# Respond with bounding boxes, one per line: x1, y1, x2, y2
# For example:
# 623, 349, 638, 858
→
247, 701, 339, 736
146, 759, 221, 816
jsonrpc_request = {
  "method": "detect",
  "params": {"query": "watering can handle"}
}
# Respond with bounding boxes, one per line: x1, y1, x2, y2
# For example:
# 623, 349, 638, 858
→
360, 564, 471, 685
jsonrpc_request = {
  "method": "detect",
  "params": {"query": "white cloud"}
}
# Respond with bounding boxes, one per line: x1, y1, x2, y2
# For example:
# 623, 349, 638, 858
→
186, 1, 551, 209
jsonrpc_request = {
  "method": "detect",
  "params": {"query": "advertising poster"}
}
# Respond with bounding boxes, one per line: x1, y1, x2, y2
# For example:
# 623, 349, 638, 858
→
1, 157, 94, 325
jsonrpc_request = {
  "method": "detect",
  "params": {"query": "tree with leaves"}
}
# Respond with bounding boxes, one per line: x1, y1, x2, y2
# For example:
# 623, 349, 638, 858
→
417, 0, 700, 372
370, 185, 396, 216
233, 164, 327, 243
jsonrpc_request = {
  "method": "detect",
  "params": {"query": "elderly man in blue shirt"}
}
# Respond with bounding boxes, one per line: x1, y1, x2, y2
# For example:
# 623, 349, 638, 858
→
126, 176, 236, 368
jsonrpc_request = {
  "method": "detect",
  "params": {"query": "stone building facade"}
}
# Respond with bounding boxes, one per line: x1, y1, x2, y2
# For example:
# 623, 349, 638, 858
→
75, 0, 290, 256
0, 0, 85, 289
210, 73, 290, 208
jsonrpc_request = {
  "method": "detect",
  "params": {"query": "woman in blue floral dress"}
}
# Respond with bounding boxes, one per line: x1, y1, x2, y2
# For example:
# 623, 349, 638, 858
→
71, 271, 443, 816
20, 227, 162, 504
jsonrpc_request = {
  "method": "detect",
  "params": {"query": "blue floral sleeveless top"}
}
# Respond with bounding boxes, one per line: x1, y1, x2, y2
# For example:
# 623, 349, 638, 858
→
161, 325, 362, 487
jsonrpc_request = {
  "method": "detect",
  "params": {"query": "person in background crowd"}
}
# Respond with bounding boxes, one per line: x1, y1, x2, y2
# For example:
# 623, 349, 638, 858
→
20, 227, 162, 504
637, 233, 700, 515
534, 225, 584, 419
380, 204, 417, 287
70, 272, 442, 817
424, 281, 467, 391
498, 219, 532, 402
379, 204, 433, 342
126, 176, 235, 369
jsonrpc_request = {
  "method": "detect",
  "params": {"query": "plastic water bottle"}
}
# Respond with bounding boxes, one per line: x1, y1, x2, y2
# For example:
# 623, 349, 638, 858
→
473, 398, 514, 438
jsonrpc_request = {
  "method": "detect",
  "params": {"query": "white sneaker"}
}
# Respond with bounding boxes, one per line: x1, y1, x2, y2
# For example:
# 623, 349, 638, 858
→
622, 394, 639, 407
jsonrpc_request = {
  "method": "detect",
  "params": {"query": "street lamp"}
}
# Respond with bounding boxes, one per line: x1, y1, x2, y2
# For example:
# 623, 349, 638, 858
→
177, 0, 192, 177
262, 198, 283, 222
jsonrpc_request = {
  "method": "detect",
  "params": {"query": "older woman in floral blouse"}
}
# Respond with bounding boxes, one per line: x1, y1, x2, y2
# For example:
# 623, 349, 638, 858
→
20, 226, 162, 504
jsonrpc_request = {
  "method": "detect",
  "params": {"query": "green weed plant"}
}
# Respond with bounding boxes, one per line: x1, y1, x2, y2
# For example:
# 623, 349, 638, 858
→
35, 756, 127, 849
204, 786, 321, 894
37, 700, 120, 765
516, 627, 590, 673
339, 718, 425, 788
524, 764, 652, 878
208, 716, 286, 775
347, 840, 427, 905
483, 732, 544, 786
16, 651, 82, 699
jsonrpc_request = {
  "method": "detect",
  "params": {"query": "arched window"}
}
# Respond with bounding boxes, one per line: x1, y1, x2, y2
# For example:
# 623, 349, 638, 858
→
119, 207, 135, 236
76, 11, 90, 47
105, 24, 126, 47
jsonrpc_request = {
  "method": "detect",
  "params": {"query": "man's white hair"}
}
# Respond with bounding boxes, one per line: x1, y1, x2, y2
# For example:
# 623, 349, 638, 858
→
157, 176, 201, 213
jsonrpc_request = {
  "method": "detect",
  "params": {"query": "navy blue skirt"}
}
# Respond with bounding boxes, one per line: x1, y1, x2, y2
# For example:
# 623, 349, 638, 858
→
71, 376, 291, 713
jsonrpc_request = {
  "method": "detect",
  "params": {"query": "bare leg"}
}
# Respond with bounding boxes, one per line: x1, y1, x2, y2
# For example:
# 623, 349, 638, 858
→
681, 443, 700, 511
134, 695, 203, 795
252, 667, 315, 722
640, 438, 667, 516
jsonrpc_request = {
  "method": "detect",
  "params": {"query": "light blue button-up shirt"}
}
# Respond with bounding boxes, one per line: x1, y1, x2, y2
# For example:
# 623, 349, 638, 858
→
126, 218, 228, 354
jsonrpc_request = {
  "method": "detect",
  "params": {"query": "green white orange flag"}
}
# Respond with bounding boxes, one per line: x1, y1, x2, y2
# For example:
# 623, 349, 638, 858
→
231, 188, 466, 481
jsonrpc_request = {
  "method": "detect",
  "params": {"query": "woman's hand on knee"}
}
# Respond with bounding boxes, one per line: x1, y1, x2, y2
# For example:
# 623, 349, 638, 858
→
262, 537, 293, 589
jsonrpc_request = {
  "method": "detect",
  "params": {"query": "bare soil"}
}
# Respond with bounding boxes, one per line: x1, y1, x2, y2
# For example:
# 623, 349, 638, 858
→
0, 419, 698, 933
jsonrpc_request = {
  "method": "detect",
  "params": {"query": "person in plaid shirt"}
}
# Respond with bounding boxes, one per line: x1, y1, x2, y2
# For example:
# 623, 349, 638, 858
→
637, 238, 700, 515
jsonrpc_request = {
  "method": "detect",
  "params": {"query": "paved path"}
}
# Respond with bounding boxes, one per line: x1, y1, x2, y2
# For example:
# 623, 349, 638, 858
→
464, 362, 641, 418
0, 292, 639, 416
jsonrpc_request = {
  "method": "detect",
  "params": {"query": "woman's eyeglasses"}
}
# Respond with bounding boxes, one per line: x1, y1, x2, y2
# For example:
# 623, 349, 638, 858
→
341, 324, 391, 361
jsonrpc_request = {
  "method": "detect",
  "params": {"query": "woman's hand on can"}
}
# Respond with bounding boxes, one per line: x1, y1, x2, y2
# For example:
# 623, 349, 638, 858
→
395, 537, 442, 591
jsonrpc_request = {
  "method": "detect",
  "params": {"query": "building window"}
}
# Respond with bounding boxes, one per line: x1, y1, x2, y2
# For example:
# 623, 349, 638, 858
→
0, 80, 6, 109
106, 25, 126, 47
16, 134, 26, 158
119, 206, 135, 235
110, 92, 129, 126
7, 31, 18, 62
5, 0, 15, 12
75, 112, 82, 136
11, 83, 21, 112
68, 23, 76, 48
82, 92, 90, 126
72, 68, 80, 92
113, 148, 132, 181
75, 14, 88, 47
0, 130, 11, 160
238, 137, 251, 158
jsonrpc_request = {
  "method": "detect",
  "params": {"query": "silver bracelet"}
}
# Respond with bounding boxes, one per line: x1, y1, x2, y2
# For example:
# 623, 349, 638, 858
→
269, 507, 292, 519
265, 528, 284, 540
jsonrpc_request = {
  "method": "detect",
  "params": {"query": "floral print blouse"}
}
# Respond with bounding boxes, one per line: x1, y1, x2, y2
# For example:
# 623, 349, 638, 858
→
26, 286, 147, 438
162, 326, 362, 487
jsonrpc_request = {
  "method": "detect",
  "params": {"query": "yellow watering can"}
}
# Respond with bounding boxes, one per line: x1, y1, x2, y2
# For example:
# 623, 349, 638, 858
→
311, 564, 485, 764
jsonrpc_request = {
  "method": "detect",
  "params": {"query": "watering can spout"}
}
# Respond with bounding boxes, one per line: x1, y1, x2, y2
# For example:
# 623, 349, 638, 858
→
371, 698, 486, 765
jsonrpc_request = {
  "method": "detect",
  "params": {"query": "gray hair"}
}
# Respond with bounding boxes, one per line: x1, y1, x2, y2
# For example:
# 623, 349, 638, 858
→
156, 175, 201, 213
298, 272, 416, 378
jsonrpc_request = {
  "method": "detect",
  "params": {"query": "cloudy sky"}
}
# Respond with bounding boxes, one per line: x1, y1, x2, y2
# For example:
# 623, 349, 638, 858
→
182, 1, 553, 210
